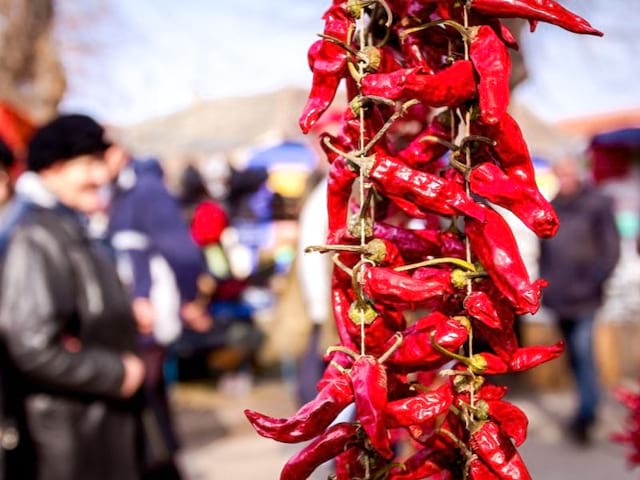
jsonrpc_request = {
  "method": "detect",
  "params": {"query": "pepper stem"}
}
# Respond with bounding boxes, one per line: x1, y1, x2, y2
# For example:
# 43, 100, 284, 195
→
400, 19, 470, 41
332, 253, 354, 276
378, 332, 403, 364
322, 136, 375, 175
438, 428, 474, 459
326, 345, 360, 361
430, 330, 472, 366
363, 99, 421, 155
317, 33, 360, 56
394, 256, 476, 273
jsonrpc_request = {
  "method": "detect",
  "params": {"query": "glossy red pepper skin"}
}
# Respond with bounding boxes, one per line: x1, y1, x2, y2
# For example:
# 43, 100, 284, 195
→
363, 266, 455, 309
335, 446, 365, 480
469, 0, 603, 36
244, 371, 353, 443
464, 291, 502, 329
469, 162, 559, 238
469, 25, 511, 125
475, 113, 537, 190
387, 314, 469, 371
280, 422, 360, 480
299, 5, 353, 133
368, 153, 486, 221
384, 383, 453, 427
388, 446, 453, 480
397, 114, 455, 170
351, 356, 394, 459
470, 420, 532, 480
361, 60, 477, 107
486, 400, 528, 447
325, 154, 358, 237
508, 341, 564, 372
468, 457, 500, 479
465, 205, 546, 314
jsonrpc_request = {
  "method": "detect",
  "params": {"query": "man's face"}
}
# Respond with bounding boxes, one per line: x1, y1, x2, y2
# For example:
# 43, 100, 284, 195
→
46, 153, 109, 213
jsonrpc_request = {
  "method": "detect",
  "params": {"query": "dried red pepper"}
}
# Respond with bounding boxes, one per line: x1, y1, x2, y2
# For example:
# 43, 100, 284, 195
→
469, 420, 532, 479
468, 160, 559, 238
244, 369, 353, 443
280, 422, 360, 480
469, 25, 511, 125
385, 383, 453, 427
465, 205, 546, 314
351, 355, 394, 458
361, 60, 477, 107
469, 0, 603, 36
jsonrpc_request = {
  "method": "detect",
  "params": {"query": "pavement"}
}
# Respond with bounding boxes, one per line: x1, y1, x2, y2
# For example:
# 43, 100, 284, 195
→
173, 377, 638, 480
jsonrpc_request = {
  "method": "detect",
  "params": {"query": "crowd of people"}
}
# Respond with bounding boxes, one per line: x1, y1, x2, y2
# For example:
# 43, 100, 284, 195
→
0, 113, 272, 480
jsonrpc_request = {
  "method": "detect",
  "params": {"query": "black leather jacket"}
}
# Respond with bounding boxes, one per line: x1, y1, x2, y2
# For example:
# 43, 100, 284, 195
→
0, 205, 141, 480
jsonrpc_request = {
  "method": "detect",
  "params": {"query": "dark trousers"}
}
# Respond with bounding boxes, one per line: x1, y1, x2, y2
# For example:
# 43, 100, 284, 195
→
558, 314, 599, 425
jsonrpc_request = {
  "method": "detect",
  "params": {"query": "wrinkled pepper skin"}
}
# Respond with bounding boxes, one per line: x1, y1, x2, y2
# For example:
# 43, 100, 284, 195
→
468, 457, 500, 479
326, 154, 358, 237
385, 383, 453, 427
351, 356, 394, 459
244, 371, 353, 443
397, 114, 455, 169
470, 420, 532, 480
469, 0, 603, 36
363, 266, 455, 309
299, 4, 353, 133
335, 446, 365, 480
469, 25, 511, 125
387, 314, 469, 371
280, 422, 360, 480
368, 153, 486, 221
486, 400, 528, 447
469, 162, 559, 238
361, 61, 477, 107
388, 446, 453, 480
465, 205, 546, 314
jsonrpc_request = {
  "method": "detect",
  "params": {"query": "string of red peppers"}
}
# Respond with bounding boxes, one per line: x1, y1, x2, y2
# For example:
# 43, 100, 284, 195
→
246, 1, 602, 478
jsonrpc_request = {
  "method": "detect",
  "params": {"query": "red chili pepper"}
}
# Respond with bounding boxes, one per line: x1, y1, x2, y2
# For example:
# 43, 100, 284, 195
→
468, 162, 559, 238
469, 420, 532, 480
326, 154, 359, 237
280, 422, 360, 480
465, 205, 546, 314
299, 5, 354, 133
244, 370, 353, 443
469, 0, 603, 36
468, 457, 500, 479
397, 114, 455, 170
469, 25, 511, 125
388, 446, 454, 480
464, 291, 502, 329
385, 383, 453, 428
361, 60, 477, 107
351, 355, 394, 459
363, 266, 456, 309
486, 399, 529, 447
335, 446, 365, 480
367, 152, 486, 221
508, 341, 564, 372
387, 314, 469, 371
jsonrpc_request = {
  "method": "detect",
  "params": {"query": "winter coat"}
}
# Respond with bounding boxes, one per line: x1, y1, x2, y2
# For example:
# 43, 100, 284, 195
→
0, 204, 141, 480
539, 186, 620, 319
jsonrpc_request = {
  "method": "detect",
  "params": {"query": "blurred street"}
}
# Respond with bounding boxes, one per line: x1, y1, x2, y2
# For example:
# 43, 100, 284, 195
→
174, 378, 637, 480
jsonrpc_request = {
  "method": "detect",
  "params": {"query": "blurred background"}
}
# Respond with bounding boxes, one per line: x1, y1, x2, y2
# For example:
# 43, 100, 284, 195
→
1, 0, 640, 479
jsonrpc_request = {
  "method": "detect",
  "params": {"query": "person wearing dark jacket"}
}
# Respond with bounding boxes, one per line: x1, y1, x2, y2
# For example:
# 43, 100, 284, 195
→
540, 156, 620, 444
0, 114, 145, 480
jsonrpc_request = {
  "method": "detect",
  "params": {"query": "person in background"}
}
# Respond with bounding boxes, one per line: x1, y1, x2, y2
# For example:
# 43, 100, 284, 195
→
104, 143, 212, 479
0, 114, 145, 480
0, 141, 14, 213
539, 155, 620, 445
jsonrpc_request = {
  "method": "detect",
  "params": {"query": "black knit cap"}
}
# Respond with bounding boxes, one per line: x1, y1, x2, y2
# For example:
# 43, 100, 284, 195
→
27, 114, 111, 172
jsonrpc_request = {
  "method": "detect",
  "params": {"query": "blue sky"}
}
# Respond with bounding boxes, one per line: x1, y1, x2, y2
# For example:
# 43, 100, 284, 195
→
55, 0, 325, 125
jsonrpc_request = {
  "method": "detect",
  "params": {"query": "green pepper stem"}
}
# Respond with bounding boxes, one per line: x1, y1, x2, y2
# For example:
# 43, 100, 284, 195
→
400, 19, 469, 41
430, 331, 472, 366
394, 256, 476, 273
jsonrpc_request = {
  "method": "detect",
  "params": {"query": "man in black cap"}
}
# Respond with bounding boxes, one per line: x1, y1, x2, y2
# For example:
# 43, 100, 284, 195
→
0, 113, 145, 480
